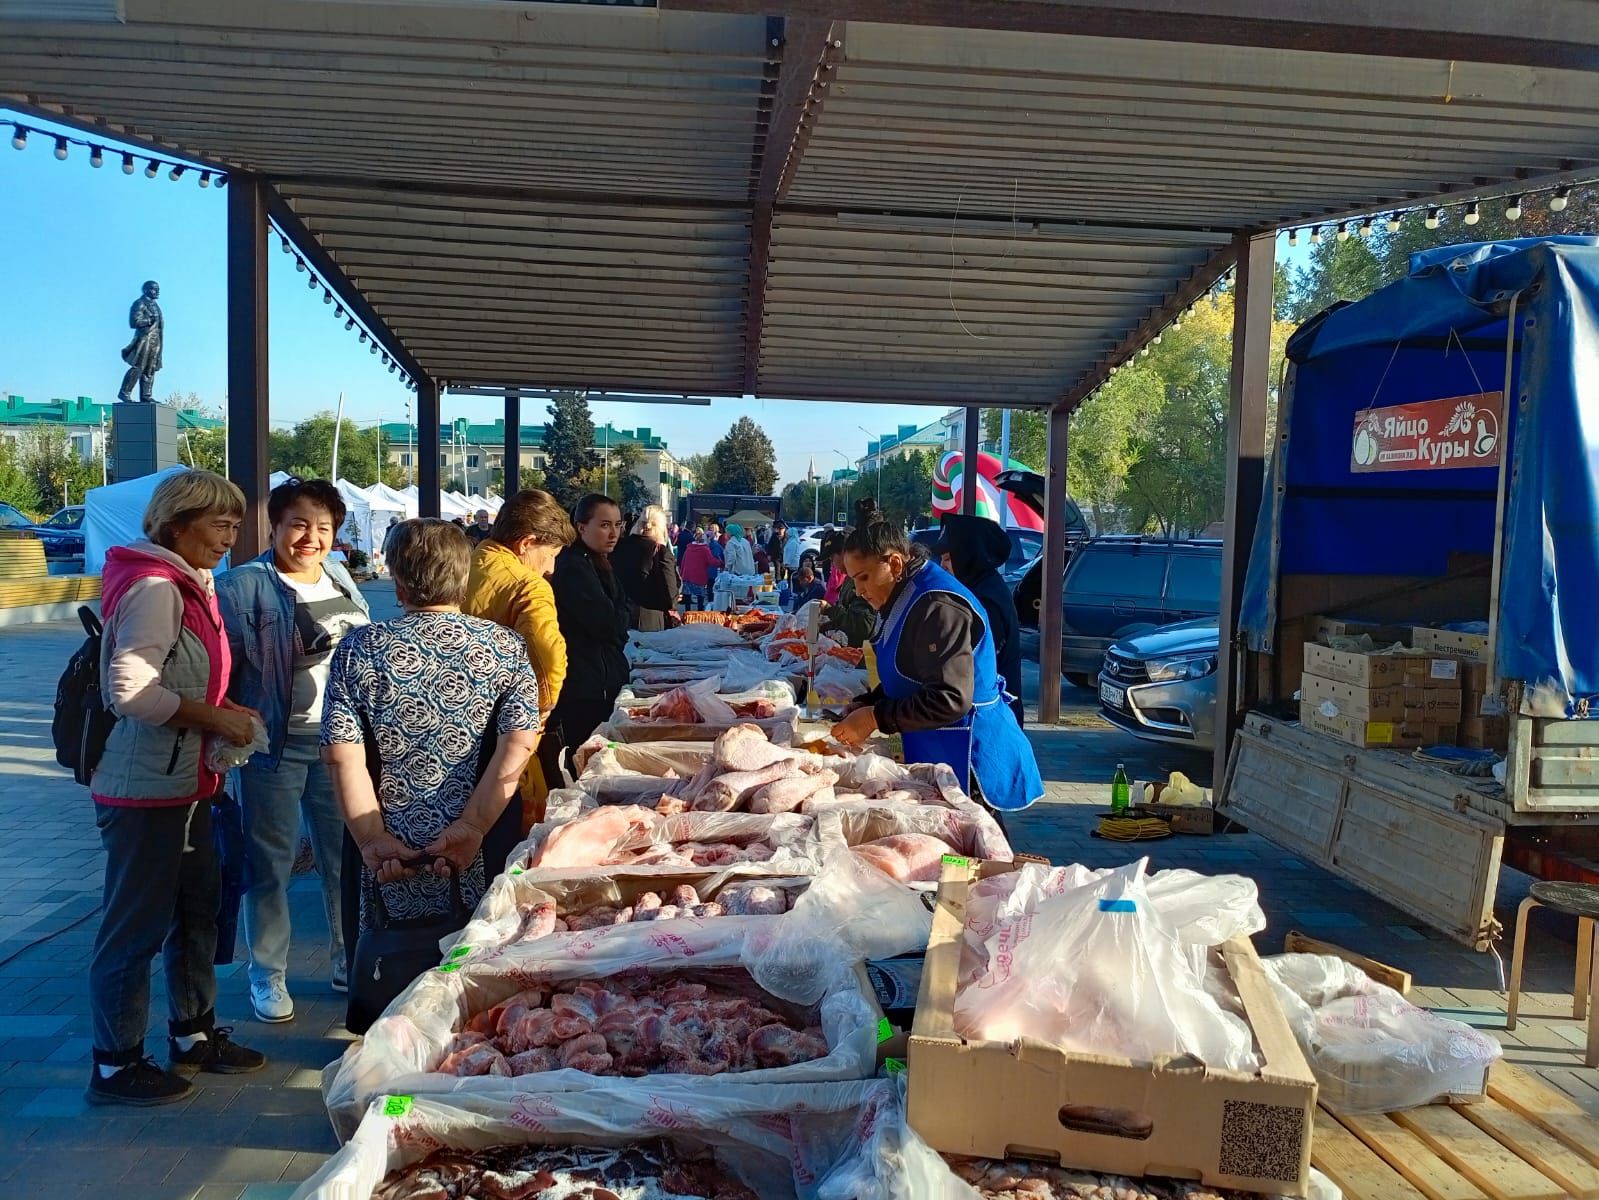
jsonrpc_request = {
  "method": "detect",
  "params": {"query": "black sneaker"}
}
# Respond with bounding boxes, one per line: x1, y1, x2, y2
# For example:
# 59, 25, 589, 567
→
86, 1057, 193, 1107
168, 1026, 268, 1076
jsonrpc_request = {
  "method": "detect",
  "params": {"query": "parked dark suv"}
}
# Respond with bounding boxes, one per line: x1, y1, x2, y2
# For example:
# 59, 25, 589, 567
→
1054, 537, 1222, 686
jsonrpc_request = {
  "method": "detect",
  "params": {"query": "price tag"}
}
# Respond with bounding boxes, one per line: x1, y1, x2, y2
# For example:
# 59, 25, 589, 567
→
437, 960, 463, 974
448, 945, 472, 960
884, 1057, 906, 1076
876, 1017, 893, 1043
940, 854, 969, 868
510, 867, 525, 876
382, 1095, 413, 1118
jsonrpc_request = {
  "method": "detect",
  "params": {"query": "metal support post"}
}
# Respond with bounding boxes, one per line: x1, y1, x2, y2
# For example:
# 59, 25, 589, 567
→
1038, 403, 1070, 725
1214, 231, 1276, 790
226, 173, 270, 560
503, 392, 520, 496
961, 406, 980, 515
417, 378, 441, 518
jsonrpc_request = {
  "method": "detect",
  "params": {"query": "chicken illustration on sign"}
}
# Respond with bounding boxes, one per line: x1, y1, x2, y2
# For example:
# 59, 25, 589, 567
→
1351, 391, 1502, 473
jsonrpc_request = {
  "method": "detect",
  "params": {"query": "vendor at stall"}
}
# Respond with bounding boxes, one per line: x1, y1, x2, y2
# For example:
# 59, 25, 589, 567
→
934, 514, 1024, 726
829, 521, 1042, 815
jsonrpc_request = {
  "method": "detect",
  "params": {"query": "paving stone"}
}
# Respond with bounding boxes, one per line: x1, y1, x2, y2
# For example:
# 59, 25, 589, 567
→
163, 1147, 299, 1187
0, 1016, 70, 1039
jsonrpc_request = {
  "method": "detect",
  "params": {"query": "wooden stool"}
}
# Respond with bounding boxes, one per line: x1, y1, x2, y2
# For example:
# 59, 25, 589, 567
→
1506, 881, 1599, 1067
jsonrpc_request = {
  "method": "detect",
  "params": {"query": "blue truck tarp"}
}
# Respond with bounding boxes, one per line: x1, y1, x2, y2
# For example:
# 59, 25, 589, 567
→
1240, 236, 1599, 716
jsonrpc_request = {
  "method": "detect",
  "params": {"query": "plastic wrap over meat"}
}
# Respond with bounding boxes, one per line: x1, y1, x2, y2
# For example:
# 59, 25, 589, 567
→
943, 1157, 1343, 1200
951, 859, 1262, 1072
1262, 953, 1501, 1113
296, 1080, 921, 1200
513, 807, 820, 881
820, 803, 1013, 865
322, 921, 882, 1139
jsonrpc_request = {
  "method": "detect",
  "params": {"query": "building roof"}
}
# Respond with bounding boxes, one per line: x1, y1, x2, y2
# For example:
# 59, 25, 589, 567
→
379, 418, 673, 453
0, 394, 223, 431
5, 3, 1598, 409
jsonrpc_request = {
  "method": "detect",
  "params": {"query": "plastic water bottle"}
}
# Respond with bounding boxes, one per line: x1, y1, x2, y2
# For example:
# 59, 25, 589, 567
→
1111, 763, 1131, 813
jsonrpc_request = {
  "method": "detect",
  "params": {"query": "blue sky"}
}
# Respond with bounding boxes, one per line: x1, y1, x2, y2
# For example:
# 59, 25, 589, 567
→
1, 108, 1298, 488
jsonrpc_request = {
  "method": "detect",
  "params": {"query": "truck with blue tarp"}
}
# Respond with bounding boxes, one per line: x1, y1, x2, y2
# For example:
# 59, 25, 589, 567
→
1221, 237, 1599, 949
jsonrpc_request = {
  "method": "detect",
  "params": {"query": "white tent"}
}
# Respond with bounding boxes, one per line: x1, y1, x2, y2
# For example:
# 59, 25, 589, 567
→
468, 492, 502, 513
269, 470, 291, 489
335, 477, 405, 561
84, 465, 191, 574
368, 481, 418, 519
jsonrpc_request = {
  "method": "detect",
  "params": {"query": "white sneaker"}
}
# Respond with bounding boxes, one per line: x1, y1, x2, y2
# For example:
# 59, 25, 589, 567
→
250, 977, 295, 1023
331, 957, 348, 994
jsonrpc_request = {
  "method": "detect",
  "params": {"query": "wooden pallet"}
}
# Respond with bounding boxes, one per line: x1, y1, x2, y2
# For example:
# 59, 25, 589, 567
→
1314, 1064, 1599, 1199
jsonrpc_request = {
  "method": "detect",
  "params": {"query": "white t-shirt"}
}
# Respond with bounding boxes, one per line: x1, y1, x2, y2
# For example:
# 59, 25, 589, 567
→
277, 569, 369, 734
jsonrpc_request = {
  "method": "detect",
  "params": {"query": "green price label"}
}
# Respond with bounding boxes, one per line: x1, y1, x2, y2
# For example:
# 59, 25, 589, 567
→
876, 1017, 893, 1043
940, 854, 969, 868
885, 1057, 906, 1075
510, 867, 525, 875
448, 945, 472, 960
382, 1095, 413, 1118
437, 960, 463, 974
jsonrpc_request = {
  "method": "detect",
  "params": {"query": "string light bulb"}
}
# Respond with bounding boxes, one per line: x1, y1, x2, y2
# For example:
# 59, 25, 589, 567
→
1386, 213, 1402, 233
10, 126, 25, 151
322, 289, 333, 305
53, 136, 68, 160
334, 305, 344, 320
89, 145, 103, 169
345, 317, 355, 331
168, 165, 184, 181
1358, 216, 1373, 238
1172, 315, 1183, 331
359, 331, 368, 345
1153, 331, 1163, 344
1551, 186, 1571, 213
1336, 222, 1350, 242
1287, 228, 1299, 247
306, 273, 318, 290
370, 342, 379, 355
295, 256, 306, 273
1463, 201, 1481, 226
1425, 207, 1440, 229
198, 170, 211, 188
144, 159, 159, 178
1139, 345, 1150, 358
121, 152, 134, 175
1309, 225, 1322, 245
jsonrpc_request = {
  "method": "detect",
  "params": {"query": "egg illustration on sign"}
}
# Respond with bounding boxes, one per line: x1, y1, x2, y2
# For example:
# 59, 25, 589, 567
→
1352, 414, 1381, 467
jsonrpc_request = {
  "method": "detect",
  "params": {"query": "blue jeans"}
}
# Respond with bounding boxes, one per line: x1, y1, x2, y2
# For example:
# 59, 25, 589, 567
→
239, 734, 344, 985
682, 582, 708, 610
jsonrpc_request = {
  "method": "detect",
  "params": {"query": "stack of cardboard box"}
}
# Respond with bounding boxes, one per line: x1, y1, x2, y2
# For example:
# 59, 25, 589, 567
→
1299, 642, 1462, 749
1413, 626, 1507, 751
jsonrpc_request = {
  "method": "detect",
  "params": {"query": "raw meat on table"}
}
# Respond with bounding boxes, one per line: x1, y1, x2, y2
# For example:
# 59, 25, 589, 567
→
718, 882, 791, 916
751, 768, 838, 815
692, 760, 792, 811
947, 1155, 1258, 1199
372, 1141, 758, 1200
850, 833, 954, 882
713, 723, 798, 774
534, 805, 660, 869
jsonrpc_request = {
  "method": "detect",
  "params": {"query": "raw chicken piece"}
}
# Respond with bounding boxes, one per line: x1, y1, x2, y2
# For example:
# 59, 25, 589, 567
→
515, 902, 557, 943
550, 991, 599, 1039
671, 884, 702, 908
851, 832, 952, 882
505, 1047, 558, 1075
635, 891, 663, 915
440, 1031, 488, 1058
465, 1007, 501, 1037
503, 1007, 562, 1052
688, 902, 725, 919
750, 768, 838, 815
730, 698, 777, 718
718, 883, 788, 916
374, 1142, 758, 1200
693, 761, 793, 812
534, 805, 660, 869
747, 1023, 830, 1068
564, 905, 619, 932
712, 724, 796, 774
656, 794, 689, 816
613, 905, 635, 924
437, 1041, 511, 1076
558, 1032, 614, 1073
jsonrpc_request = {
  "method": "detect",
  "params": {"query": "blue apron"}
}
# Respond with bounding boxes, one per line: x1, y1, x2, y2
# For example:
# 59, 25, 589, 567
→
872, 561, 1044, 811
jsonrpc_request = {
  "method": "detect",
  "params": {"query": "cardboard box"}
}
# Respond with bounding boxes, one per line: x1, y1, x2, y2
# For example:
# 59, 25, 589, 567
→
908, 859, 1317, 1196
1300, 673, 1416, 721
1459, 660, 1490, 692
1301, 643, 1406, 688
1312, 616, 1409, 646
1460, 715, 1510, 752
1422, 688, 1464, 720
1413, 626, 1489, 659
1401, 655, 1462, 686
1138, 802, 1216, 835
1423, 721, 1460, 746
1300, 700, 1423, 749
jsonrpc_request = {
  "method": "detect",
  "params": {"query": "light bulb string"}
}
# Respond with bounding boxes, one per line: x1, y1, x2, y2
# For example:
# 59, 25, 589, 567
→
7, 117, 225, 185
1284, 179, 1590, 245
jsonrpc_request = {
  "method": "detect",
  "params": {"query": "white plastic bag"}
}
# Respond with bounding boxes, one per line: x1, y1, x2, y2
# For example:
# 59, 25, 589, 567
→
812, 659, 869, 707
952, 860, 1261, 1072
1263, 953, 1502, 1113
205, 716, 269, 772
299, 1080, 906, 1200
322, 921, 882, 1139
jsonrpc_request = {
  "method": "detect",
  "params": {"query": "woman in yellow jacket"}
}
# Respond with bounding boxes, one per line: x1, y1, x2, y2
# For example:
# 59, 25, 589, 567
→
463, 490, 575, 832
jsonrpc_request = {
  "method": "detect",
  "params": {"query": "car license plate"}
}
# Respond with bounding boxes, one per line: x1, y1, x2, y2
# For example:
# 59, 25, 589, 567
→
1099, 680, 1126, 709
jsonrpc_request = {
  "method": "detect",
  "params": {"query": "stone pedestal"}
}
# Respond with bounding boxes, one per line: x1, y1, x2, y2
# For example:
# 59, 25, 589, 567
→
113, 402, 181, 483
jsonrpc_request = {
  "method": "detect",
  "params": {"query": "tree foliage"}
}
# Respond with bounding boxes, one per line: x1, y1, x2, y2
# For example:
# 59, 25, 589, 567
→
542, 390, 601, 508
15, 426, 100, 510
0, 436, 43, 515
702, 417, 778, 495
181, 425, 227, 475
267, 412, 392, 487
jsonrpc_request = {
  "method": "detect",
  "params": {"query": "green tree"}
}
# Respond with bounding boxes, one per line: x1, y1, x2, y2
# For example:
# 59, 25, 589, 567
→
1070, 371, 1155, 532
15, 425, 100, 510
268, 413, 389, 487
681, 452, 714, 492
181, 425, 227, 475
982, 409, 1046, 472
516, 466, 546, 493
542, 391, 600, 508
705, 417, 778, 495
0, 436, 42, 515
1287, 233, 1385, 322
600, 440, 653, 514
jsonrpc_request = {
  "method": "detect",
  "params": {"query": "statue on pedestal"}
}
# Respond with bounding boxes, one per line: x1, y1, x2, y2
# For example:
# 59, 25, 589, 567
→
117, 280, 163, 403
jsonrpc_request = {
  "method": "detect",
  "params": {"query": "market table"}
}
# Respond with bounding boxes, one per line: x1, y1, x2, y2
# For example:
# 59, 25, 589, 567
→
1312, 1063, 1599, 1200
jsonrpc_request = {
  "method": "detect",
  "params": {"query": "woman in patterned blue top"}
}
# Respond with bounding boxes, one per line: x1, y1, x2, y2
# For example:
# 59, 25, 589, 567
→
321, 520, 541, 932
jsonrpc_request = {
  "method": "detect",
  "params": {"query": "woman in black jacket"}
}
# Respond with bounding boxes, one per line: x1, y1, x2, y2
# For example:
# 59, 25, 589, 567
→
935, 514, 1024, 724
547, 494, 630, 775
611, 505, 680, 632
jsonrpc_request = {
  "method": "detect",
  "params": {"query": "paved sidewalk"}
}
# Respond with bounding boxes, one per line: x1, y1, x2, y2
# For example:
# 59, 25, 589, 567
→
0, 587, 1593, 1197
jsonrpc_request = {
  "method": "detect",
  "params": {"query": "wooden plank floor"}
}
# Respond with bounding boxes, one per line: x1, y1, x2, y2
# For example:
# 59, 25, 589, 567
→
1314, 1064, 1599, 1200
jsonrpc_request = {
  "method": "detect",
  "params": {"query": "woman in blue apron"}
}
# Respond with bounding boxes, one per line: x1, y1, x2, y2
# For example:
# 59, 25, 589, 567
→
828, 522, 1043, 813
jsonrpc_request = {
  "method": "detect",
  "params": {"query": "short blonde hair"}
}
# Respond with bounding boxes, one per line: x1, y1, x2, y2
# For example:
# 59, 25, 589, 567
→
388, 518, 471, 608
143, 469, 246, 548
639, 504, 668, 541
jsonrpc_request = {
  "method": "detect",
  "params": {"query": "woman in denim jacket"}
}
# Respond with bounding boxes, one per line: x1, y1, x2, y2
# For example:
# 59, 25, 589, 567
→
216, 479, 370, 1023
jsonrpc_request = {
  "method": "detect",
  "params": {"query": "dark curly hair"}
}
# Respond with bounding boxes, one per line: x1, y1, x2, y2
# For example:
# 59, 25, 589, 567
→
267, 477, 346, 530
843, 520, 909, 559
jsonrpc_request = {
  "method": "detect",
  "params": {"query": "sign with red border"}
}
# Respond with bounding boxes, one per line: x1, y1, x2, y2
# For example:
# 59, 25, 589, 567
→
1350, 391, 1503, 473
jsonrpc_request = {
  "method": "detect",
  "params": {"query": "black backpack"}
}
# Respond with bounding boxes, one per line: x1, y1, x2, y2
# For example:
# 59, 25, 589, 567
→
53, 606, 117, 786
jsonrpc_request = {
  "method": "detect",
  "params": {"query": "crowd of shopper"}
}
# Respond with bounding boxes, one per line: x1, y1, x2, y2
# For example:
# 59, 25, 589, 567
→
84, 470, 1036, 1108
